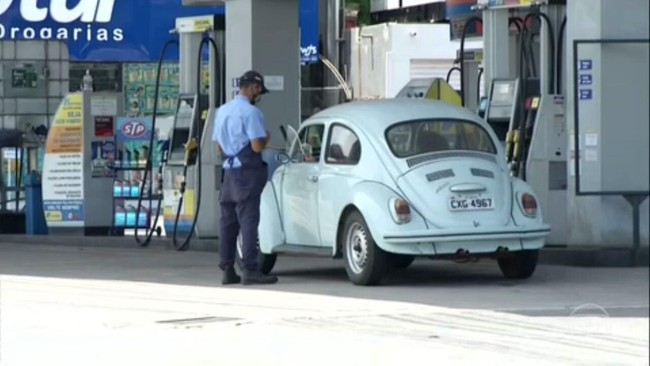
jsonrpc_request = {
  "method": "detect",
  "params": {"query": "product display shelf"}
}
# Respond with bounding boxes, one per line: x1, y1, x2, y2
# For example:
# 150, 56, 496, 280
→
110, 123, 163, 236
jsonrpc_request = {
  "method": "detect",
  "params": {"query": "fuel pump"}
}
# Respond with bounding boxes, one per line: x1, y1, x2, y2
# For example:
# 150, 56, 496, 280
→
510, 9, 556, 179
135, 15, 225, 251
134, 36, 179, 247
170, 33, 222, 251
478, 2, 568, 245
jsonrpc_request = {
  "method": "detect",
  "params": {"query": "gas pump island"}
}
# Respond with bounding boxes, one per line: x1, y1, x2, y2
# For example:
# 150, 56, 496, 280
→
41, 0, 301, 248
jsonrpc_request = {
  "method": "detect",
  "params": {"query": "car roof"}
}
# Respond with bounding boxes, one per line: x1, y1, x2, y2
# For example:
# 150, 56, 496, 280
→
309, 99, 486, 133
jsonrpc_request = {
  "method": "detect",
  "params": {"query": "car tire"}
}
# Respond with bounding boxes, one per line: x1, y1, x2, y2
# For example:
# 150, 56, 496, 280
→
342, 211, 389, 286
497, 249, 539, 279
236, 231, 277, 275
390, 254, 415, 269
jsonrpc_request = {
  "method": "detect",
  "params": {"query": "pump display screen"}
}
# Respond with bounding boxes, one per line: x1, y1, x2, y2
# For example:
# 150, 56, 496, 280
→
168, 94, 197, 164
174, 95, 196, 130
171, 130, 190, 152
491, 80, 517, 105
487, 79, 519, 122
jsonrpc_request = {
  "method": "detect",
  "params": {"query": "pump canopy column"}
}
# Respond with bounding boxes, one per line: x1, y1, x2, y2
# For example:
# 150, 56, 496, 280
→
225, 0, 301, 145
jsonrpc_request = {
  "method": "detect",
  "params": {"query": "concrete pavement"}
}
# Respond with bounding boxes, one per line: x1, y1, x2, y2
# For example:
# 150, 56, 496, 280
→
0, 243, 648, 365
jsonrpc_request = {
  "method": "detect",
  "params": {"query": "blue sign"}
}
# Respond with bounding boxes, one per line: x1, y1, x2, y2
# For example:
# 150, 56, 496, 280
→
299, 0, 319, 64
579, 59, 593, 71
578, 74, 593, 85
116, 117, 152, 142
579, 89, 593, 100
43, 200, 84, 222
0, 0, 320, 64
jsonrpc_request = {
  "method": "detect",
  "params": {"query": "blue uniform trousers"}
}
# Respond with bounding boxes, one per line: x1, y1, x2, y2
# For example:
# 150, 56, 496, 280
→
219, 145, 267, 271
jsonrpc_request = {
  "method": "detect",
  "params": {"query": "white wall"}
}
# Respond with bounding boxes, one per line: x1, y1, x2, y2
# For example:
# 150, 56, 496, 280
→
349, 23, 483, 100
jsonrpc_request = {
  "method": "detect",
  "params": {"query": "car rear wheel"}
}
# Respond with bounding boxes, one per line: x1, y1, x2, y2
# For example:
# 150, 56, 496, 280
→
497, 249, 539, 279
342, 211, 389, 286
390, 254, 415, 269
236, 231, 277, 275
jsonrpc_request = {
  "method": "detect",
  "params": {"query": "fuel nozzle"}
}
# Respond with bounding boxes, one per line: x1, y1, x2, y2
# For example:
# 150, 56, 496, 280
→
505, 130, 515, 162
512, 130, 522, 160
184, 138, 199, 166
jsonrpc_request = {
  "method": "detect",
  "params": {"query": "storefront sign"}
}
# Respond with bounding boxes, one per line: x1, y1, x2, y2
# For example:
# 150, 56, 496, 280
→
42, 92, 85, 226
299, 0, 319, 64
10, 64, 38, 88
116, 118, 152, 142
0, 0, 320, 64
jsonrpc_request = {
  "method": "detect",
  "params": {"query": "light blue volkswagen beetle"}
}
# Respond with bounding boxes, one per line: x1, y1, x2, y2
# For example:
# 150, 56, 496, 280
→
241, 98, 550, 286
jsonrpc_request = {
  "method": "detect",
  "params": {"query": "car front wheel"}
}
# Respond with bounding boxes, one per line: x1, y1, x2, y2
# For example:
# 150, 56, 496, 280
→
236, 232, 277, 275
342, 211, 389, 286
497, 249, 539, 279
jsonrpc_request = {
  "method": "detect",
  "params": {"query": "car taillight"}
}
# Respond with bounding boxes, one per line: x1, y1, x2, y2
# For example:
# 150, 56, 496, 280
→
393, 198, 411, 223
521, 193, 537, 217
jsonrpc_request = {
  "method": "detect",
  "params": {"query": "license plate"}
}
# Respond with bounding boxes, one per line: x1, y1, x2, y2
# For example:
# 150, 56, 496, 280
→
449, 195, 494, 211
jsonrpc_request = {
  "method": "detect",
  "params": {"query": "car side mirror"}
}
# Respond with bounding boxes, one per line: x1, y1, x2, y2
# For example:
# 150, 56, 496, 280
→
276, 152, 291, 164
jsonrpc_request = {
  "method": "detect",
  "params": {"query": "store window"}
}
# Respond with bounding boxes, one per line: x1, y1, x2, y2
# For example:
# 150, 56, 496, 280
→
123, 62, 182, 117
69, 63, 122, 92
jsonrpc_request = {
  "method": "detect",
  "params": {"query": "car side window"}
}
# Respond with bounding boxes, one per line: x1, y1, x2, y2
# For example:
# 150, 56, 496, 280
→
325, 124, 362, 165
293, 124, 325, 163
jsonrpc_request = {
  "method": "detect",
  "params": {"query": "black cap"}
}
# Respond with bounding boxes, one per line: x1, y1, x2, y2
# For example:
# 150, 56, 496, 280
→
239, 70, 269, 94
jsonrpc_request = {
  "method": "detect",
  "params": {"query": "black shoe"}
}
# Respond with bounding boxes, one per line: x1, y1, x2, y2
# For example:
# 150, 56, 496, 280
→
222, 267, 241, 285
242, 270, 278, 285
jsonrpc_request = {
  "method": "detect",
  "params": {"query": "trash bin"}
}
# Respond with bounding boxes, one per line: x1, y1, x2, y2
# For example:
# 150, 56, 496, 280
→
25, 172, 48, 235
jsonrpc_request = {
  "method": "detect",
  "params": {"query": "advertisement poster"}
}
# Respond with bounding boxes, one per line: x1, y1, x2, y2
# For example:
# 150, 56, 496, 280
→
94, 116, 114, 137
123, 63, 180, 116
90, 141, 116, 178
116, 117, 154, 169
42, 93, 85, 226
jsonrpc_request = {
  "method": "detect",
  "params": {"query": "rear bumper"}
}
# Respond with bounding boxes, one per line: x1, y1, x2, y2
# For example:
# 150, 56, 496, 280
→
375, 225, 550, 256
382, 225, 550, 244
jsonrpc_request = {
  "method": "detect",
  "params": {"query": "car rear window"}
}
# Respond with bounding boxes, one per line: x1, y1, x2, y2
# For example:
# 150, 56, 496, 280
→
385, 119, 497, 158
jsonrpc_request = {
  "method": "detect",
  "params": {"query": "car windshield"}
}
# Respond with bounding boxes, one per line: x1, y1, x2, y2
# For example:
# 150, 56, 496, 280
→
385, 119, 497, 158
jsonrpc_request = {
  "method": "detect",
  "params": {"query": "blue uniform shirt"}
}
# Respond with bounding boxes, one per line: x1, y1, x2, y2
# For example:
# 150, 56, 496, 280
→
213, 95, 267, 169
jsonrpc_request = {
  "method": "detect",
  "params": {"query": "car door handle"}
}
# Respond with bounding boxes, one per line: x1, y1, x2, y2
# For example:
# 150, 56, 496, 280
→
308, 175, 319, 182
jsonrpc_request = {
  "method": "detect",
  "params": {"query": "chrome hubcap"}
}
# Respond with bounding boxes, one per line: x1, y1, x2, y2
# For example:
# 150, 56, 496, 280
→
346, 222, 368, 274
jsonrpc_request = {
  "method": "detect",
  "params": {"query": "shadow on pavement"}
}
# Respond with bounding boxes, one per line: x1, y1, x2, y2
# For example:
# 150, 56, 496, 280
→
0, 243, 648, 317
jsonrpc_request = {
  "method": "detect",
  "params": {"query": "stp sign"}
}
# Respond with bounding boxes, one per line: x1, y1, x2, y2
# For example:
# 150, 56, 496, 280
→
117, 118, 150, 141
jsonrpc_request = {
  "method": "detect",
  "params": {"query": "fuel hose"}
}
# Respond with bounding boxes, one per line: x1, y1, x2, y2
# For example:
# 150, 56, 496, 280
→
171, 33, 222, 251
134, 37, 179, 247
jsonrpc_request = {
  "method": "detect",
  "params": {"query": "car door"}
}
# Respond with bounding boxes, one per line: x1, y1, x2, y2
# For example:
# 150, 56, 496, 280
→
281, 123, 325, 246
318, 122, 363, 248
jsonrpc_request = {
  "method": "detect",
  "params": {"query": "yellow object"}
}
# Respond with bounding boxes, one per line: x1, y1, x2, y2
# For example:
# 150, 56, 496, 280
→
43, 92, 84, 227
512, 130, 522, 159
184, 138, 198, 165
163, 189, 196, 220
425, 79, 462, 106
194, 19, 212, 32
45, 211, 63, 222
